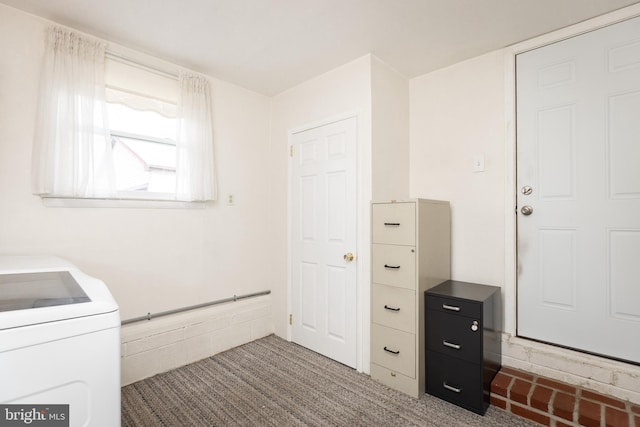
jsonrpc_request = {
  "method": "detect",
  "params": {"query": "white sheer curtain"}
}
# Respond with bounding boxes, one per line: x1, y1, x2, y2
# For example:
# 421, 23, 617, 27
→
32, 27, 115, 198
175, 72, 216, 201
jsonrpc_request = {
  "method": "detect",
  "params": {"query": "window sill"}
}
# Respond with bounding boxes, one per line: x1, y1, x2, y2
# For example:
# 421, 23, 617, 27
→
41, 196, 207, 209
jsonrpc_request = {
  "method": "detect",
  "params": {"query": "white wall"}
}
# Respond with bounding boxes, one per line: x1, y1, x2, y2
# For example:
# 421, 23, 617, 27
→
269, 55, 373, 370
269, 55, 410, 373
371, 57, 410, 202
410, 50, 506, 287
0, 4, 275, 323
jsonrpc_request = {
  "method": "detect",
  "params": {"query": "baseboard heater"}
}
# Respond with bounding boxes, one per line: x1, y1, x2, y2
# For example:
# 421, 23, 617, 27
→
121, 290, 271, 326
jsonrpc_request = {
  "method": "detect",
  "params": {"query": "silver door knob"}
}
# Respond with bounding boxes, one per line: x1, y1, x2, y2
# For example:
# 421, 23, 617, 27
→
343, 253, 354, 262
521, 205, 533, 216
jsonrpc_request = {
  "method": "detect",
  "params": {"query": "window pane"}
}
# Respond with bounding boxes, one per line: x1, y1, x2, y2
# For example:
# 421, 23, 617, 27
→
107, 100, 177, 196
112, 136, 176, 193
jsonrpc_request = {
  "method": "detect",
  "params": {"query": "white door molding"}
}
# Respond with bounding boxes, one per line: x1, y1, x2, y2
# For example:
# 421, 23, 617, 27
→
502, 2, 640, 401
287, 111, 368, 372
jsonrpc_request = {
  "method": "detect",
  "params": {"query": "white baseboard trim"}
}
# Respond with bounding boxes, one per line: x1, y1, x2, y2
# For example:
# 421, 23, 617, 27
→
120, 294, 274, 386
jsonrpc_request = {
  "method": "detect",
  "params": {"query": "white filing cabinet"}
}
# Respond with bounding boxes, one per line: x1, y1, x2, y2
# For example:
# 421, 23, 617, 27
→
370, 199, 450, 397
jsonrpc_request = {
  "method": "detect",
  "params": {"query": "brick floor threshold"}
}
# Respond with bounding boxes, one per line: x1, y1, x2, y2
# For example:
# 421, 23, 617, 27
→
491, 367, 640, 426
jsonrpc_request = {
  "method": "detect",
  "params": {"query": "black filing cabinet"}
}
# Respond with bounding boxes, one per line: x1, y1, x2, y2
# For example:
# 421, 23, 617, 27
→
425, 280, 501, 415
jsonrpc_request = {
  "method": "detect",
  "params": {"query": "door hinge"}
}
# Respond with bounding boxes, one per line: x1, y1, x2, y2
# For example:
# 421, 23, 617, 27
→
289, 146, 294, 157
289, 313, 293, 325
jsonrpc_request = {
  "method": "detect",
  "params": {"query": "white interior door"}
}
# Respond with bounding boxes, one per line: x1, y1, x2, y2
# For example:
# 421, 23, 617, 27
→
516, 16, 640, 363
291, 116, 357, 368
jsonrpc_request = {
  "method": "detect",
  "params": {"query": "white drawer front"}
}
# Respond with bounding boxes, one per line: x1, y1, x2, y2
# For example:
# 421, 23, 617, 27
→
372, 203, 416, 245
370, 363, 417, 397
372, 283, 416, 333
372, 244, 416, 290
371, 324, 415, 378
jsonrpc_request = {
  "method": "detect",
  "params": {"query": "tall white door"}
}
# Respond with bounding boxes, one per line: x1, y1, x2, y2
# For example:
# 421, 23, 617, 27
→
517, 16, 640, 363
290, 117, 357, 368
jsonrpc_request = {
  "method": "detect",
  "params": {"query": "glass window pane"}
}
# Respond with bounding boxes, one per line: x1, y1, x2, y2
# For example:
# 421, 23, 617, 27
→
112, 136, 176, 193
107, 100, 177, 196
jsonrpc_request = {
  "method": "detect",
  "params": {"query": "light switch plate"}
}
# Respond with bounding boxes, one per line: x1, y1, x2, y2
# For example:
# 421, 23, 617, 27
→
472, 155, 485, 172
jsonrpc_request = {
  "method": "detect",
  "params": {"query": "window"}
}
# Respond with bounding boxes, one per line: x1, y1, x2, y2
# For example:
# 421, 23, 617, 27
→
32, 27, 215, 203
105, 58, 180, 200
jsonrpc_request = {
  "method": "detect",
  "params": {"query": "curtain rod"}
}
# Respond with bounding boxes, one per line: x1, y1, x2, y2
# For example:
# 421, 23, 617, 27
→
105, 51, 179, 80
120, 290, 271, 325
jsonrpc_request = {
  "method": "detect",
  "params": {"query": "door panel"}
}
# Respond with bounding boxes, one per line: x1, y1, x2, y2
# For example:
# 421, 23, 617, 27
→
609, 230, 640, 321
537, 105, 575, 199
539, 228, 576, 310
609, 90, 640, 198
517, 16, 640, 363
291, 117, 357, 368
300, 261, 318, 330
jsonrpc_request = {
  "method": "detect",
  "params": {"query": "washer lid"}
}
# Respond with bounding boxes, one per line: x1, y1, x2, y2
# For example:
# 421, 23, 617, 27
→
0, 256, 119, 330
0, 271, 91, 312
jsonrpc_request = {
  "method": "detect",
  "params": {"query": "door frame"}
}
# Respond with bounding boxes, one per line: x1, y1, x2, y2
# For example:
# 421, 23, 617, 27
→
286, 111, 368, 373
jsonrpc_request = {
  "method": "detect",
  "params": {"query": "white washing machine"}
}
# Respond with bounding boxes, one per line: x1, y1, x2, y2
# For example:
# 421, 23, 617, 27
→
0, 256, 120, 427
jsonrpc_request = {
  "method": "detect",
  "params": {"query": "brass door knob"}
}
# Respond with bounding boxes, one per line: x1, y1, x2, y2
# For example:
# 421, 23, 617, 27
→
343, 253, 355, 262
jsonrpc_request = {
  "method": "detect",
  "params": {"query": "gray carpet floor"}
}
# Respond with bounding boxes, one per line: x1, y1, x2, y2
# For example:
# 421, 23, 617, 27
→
121, 334, 538, 426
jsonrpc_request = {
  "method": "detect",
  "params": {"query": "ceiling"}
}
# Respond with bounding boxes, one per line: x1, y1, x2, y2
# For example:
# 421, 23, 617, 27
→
2, 0, 639, 95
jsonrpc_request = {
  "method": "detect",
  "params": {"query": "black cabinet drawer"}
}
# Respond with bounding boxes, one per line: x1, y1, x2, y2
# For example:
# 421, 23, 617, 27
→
426, 295, 482, 318
426, 351, 485, 415
426, 309, 481, 363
